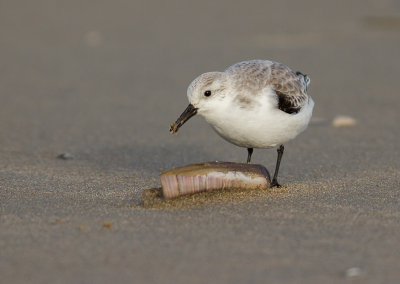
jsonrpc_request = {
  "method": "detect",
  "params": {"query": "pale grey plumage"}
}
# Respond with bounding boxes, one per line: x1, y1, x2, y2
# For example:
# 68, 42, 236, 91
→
224, 60, 309, 114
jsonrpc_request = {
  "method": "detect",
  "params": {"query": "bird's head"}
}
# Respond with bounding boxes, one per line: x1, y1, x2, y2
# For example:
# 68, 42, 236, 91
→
170, 72, 227, 134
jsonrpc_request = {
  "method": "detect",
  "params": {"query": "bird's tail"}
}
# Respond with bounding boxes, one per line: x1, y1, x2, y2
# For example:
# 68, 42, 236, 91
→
296, 71, 310, 92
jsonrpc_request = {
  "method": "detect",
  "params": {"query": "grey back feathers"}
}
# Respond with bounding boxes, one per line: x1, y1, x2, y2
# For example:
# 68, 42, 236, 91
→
224, 60, 310, 115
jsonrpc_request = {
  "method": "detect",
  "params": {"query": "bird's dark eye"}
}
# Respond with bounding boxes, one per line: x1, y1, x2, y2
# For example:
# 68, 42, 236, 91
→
204, 90, 211, 97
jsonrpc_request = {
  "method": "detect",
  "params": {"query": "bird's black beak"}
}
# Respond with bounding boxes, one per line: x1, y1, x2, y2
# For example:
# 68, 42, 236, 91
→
170, 104, 198, 134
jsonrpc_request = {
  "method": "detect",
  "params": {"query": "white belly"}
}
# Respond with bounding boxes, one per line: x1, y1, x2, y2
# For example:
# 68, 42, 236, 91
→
204, 97, 314, 149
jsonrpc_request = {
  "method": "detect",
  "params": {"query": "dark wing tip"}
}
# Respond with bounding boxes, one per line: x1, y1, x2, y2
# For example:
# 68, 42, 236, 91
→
276, 91, 301, 114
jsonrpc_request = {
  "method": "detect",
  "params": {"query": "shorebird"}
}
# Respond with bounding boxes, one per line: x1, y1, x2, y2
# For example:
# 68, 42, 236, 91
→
170, 60, 314, 187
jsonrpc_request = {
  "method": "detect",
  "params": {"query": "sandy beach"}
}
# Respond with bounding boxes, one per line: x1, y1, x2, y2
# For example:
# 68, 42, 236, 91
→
1, 1, 400, 283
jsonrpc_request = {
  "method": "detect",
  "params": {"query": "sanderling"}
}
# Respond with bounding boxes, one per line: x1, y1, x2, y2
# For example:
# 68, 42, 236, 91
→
170, 60, 314, 187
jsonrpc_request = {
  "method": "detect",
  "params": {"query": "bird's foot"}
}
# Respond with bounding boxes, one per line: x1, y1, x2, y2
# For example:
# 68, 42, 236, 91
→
271, 180, 282, 188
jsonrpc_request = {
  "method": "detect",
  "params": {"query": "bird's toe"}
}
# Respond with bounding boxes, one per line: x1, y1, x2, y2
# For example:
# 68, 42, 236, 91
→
271, 180, 282, 188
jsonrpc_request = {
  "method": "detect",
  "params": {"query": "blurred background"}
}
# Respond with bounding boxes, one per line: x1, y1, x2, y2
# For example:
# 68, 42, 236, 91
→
1, 0, 400, 175
1, 1, 400, 283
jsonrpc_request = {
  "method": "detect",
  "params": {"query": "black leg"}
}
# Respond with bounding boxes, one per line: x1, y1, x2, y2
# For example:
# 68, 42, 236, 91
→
247, 148, 253, 163
271, 145, 284, 188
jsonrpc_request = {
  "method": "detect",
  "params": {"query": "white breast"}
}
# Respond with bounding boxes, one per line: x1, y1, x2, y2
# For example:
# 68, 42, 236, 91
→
202, 89, 314, 149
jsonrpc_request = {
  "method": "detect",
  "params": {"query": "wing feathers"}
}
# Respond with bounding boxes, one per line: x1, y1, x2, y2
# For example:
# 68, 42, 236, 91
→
224, 60, 310, 115
268, 63, 308, 114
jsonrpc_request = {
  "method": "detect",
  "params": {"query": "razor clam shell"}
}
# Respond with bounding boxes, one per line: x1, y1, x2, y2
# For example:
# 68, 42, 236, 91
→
159, 162, 271, 199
